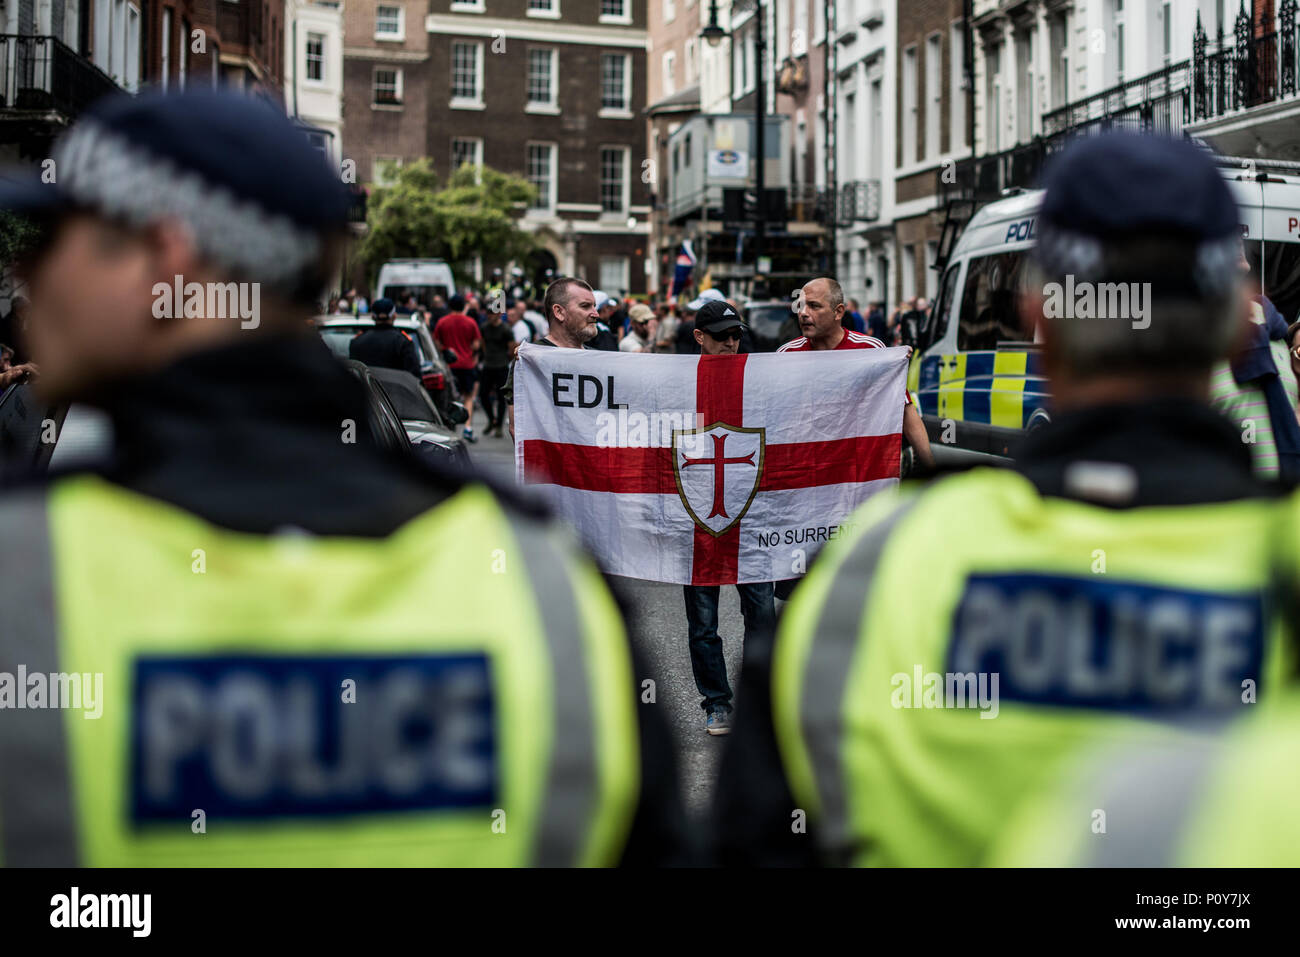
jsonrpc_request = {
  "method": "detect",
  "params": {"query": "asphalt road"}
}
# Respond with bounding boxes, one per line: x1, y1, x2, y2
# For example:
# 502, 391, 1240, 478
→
467, 411, 751, 818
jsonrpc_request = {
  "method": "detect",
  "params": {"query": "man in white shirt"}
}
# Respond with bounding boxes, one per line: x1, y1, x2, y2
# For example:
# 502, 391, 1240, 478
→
618, 304, 655, 353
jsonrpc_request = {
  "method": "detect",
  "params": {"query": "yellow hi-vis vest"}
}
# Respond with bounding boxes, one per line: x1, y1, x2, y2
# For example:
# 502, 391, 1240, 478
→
988, 689, 1300, 867
0, 475, 639, 866
771, 467, 1294, 867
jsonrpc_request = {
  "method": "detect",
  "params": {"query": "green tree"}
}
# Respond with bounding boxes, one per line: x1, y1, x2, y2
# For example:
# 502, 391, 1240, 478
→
0, 211, 43, 268
359, 159, 537, 284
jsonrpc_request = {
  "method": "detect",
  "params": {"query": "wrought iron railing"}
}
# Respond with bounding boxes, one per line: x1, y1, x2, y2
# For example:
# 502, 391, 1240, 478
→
0, 34, 120, 117
1042, 60, 1193, 140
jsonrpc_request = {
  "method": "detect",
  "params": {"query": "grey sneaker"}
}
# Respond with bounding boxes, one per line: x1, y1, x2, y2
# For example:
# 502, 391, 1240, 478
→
706, 709, 733, 735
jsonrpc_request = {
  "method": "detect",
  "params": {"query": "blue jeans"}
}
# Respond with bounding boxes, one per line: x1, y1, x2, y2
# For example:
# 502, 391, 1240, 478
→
682, 582, 777, 714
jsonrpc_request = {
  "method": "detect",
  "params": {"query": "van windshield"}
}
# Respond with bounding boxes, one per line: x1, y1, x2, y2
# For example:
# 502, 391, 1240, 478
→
381, 285, 450, 310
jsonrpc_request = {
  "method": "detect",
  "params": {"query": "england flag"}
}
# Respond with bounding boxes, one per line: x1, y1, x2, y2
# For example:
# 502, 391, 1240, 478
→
512, 344, 908, 586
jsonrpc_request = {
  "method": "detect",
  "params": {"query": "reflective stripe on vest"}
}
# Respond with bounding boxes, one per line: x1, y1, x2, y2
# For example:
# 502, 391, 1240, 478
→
0, 491, 78, 866
512, 517, 599, 867
794, 498, 923, 866
1083, 737, 1224, 867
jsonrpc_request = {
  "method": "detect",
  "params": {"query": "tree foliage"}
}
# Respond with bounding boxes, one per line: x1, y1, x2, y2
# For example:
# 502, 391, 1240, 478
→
0, 211, 44, 269
358, 160, 537, 283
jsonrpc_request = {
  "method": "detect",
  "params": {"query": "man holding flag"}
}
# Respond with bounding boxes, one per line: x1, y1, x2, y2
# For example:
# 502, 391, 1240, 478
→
681, 300, 777, 735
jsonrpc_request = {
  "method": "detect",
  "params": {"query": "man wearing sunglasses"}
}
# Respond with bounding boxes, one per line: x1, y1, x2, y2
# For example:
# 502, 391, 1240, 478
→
681, 300, 778, 736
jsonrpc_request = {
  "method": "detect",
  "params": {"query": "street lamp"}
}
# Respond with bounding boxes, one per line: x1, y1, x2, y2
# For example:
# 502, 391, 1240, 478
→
701, 0, 767, 291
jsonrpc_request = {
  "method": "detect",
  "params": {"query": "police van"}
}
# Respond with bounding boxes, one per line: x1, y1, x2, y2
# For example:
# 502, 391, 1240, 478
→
912, 155, 1300, 464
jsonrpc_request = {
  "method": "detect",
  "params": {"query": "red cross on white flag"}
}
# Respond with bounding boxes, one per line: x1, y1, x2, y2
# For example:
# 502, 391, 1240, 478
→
513, 345, 907, 586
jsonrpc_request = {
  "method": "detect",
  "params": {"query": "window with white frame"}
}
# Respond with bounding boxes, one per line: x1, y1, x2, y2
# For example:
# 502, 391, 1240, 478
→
902, 44, 918, 164
375, 4, 403, 40
125, 3, 140, 92
527, 0, 558, 17
601, 53, 630, 112
451, 0, 484, 11
685, 38, 697, 84
600, 147, 628, 214
373, 66, 403, 105
662, 51, 676, 96
600, 257, 629, 297
526, 143, 556, 211
179, 17, 188, 87
951, 22, 967, 146
452, 41, 483, 104
925, 34, 941, 158
600, 0, 628, 22
305, 32, 324, 82
527, 47, 557, 108
664, 0, 675, 23
161, 8, 172, 90
452, 137, 483, 172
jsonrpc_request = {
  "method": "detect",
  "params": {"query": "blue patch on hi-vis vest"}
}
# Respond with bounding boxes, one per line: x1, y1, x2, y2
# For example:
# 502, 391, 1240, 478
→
131, 654, 497, 822
946, 574, 1264, 713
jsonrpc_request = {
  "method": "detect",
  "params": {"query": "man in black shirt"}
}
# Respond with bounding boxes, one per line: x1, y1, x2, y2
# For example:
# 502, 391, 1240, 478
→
479, 301, 516, 438
348, 297, 422, 381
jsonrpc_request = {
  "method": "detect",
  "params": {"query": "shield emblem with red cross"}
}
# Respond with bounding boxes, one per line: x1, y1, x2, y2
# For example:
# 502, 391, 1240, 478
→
672, 421, 766, 537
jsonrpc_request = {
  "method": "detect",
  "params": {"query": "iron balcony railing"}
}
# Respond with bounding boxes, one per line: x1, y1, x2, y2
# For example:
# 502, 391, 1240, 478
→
1042, 59, 1193, 140
0, 34, 120, 118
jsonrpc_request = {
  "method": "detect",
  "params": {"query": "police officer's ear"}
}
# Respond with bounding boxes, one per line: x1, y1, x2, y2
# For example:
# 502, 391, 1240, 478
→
140, 217, 205, 290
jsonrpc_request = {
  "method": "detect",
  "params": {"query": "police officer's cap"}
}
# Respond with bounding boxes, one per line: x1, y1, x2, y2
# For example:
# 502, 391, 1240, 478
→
0, 88, 350, 291
371, 298, 395, 317
1035, 132, 1241, 298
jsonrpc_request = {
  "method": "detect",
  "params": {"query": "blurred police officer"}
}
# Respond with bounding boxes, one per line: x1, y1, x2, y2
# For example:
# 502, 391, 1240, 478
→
712, 132, 1292, 866
0, 88, 687, 867
348, 296, 421, 381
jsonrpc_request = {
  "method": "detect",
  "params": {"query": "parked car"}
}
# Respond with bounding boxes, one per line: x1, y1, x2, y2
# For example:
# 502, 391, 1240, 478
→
367, 366, 472, 470
743, 300, 801, 352
315, 315, 465, 424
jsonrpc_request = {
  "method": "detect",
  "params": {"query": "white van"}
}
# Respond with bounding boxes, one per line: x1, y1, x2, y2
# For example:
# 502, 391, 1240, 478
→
374, 259, 457, 309
911, 155, 1300, 464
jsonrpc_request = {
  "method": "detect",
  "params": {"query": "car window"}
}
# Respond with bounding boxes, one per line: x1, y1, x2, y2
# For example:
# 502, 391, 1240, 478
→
957, 251, 1031, 352
372, 370, 443, 425
319, 328, 358, 358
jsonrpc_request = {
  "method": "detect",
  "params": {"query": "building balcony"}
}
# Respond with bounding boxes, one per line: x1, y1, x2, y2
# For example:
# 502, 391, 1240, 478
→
1039, 1, 1300, 161
0, 35, 121, 122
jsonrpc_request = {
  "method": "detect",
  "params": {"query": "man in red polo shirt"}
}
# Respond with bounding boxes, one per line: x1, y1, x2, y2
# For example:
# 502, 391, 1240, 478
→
778, 276, 934, 470
433, 293, 482, 442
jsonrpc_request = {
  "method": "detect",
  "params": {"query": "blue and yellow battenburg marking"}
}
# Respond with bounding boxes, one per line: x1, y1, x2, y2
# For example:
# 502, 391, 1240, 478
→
915, 350, 1050, 429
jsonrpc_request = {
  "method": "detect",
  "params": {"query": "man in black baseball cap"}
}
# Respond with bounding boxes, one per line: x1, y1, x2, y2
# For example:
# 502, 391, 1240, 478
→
691, 299, 747, 356
713, 132, 1282, 868
349, 295, 421, 381
680, 298, 776, 736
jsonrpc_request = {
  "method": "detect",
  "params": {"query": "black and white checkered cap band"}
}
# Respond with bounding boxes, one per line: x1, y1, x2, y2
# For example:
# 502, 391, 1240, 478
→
55, 119, 321, 289
1035, 225, 1242, 299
